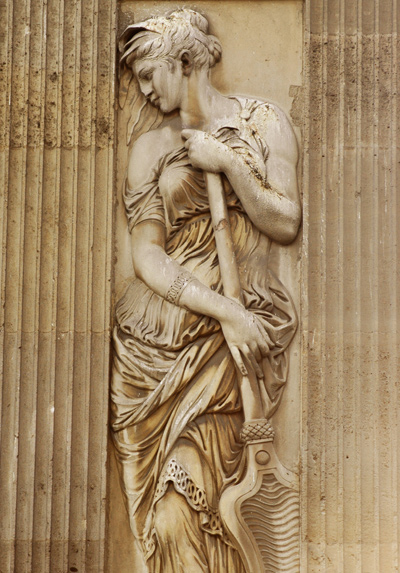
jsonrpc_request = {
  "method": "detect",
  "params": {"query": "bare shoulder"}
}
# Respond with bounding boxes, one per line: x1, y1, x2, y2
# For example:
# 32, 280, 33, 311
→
250, 101, 298, 164
127, 118, 183, 189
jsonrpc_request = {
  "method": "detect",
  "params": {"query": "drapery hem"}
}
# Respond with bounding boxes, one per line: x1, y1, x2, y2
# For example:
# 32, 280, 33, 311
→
144, 458, 234, 560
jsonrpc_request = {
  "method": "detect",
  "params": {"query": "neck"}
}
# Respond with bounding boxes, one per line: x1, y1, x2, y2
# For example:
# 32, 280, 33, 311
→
179, 69, 225, 130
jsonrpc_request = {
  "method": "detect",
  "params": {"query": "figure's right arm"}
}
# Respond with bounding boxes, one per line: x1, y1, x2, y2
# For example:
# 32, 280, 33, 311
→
128, 132, 271, 377
127, 131, 235, 324
131, 219, 271, 378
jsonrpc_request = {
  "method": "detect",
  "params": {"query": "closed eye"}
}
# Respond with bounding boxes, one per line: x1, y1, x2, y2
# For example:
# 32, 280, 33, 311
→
139, 69, 153, 81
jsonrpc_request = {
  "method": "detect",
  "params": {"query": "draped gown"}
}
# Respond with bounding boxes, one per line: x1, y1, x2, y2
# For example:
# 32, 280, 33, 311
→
111, 98, 297, 572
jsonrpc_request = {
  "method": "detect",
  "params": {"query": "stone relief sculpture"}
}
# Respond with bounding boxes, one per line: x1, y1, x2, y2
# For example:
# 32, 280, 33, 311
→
111, 8, 301, 572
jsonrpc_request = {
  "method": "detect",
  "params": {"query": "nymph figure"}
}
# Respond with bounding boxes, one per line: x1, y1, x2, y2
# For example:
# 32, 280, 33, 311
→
112, 9, 301, 572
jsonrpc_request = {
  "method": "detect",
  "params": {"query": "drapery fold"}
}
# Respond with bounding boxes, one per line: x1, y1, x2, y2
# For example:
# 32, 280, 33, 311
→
111, 99, 297, 571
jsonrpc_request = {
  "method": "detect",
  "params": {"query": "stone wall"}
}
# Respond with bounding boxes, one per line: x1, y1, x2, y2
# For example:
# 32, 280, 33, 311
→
302, 0, 400, 570
0, 0, 399, 572
0, 0, 116, 571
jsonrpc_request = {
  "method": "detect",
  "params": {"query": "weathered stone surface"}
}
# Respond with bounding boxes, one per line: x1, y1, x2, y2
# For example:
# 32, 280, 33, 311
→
0, 0, 399, 571
0, 1, 115, 571
109, 2, 303, 572
302, 0, 400, 571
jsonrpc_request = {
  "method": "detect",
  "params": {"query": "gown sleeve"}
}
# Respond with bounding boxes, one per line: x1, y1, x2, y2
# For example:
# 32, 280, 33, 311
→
213, 101, 272, 182
123, 162, 165, 232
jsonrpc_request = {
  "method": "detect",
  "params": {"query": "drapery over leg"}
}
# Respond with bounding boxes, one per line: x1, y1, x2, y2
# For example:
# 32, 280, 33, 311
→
151, 487, 245, 573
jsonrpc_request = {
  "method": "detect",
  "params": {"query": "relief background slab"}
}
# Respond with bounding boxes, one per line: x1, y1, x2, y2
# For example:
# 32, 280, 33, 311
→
108, 2, 303, 571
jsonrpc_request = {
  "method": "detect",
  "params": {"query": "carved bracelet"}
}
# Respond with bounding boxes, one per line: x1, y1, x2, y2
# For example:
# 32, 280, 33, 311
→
165, 271, 194, 305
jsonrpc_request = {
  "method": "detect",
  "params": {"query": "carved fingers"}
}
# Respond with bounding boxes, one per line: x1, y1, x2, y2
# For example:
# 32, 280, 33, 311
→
181, 129, 230, 173
253, 319, 273, 358
242, 344, 264, 379
229, 345, 249, 377
228, 339, 267, 379
220, 308, 273, 379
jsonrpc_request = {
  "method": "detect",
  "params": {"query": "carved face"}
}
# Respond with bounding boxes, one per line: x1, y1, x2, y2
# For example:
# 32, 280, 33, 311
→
133, 58, 185, 113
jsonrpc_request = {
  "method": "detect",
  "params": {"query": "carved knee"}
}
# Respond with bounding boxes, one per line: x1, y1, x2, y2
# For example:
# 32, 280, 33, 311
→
154, 487, 188, 541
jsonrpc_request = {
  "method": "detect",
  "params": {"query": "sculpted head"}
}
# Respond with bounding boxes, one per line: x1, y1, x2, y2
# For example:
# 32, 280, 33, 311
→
119, 9, 222, 112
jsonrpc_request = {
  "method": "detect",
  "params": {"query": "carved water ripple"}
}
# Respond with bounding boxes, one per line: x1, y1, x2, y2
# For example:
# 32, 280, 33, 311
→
241, 473, 300, 572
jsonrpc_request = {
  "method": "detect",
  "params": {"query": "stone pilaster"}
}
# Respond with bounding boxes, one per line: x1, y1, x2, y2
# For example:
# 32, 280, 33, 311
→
0, 1, 116, 571
302, 0, 400, 570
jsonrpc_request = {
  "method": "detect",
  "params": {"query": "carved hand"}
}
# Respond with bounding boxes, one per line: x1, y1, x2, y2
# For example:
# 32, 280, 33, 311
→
219, 304, 273, 379
181, 129, 232, 173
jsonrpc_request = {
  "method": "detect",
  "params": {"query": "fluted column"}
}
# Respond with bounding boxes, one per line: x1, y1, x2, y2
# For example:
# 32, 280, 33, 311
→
1, 0, 399, 571
302, 0, 399, 570
0, 0, 116, 571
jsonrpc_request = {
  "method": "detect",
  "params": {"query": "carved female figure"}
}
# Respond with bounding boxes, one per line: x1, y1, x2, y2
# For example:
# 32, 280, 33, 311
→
112, 8, 301, 572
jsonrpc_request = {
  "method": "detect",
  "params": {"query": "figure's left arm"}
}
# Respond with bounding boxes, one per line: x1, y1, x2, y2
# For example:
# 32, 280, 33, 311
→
183, 106, 301, 244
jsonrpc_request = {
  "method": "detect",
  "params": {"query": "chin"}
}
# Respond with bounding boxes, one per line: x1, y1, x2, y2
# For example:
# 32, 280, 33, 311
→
152, 100, 168, 113
159, 101, 180, 114
159, 102, 172, 113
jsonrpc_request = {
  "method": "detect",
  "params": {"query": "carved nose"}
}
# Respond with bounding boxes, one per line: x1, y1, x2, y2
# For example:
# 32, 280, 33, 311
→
142, 84, 153, 98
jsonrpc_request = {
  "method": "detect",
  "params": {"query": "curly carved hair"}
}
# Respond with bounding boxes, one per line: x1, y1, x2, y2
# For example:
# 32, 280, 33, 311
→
119, 8, 222, 71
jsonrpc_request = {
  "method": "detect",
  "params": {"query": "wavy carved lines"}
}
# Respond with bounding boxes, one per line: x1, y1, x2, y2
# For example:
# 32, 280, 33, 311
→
241, 473, 300, 573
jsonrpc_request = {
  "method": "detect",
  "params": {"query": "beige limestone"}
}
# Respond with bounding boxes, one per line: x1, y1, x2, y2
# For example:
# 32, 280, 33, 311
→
109, 3, 303, 572
301, 1, 400, 571
0, 0, 399, 572
0, 0, 115, 571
